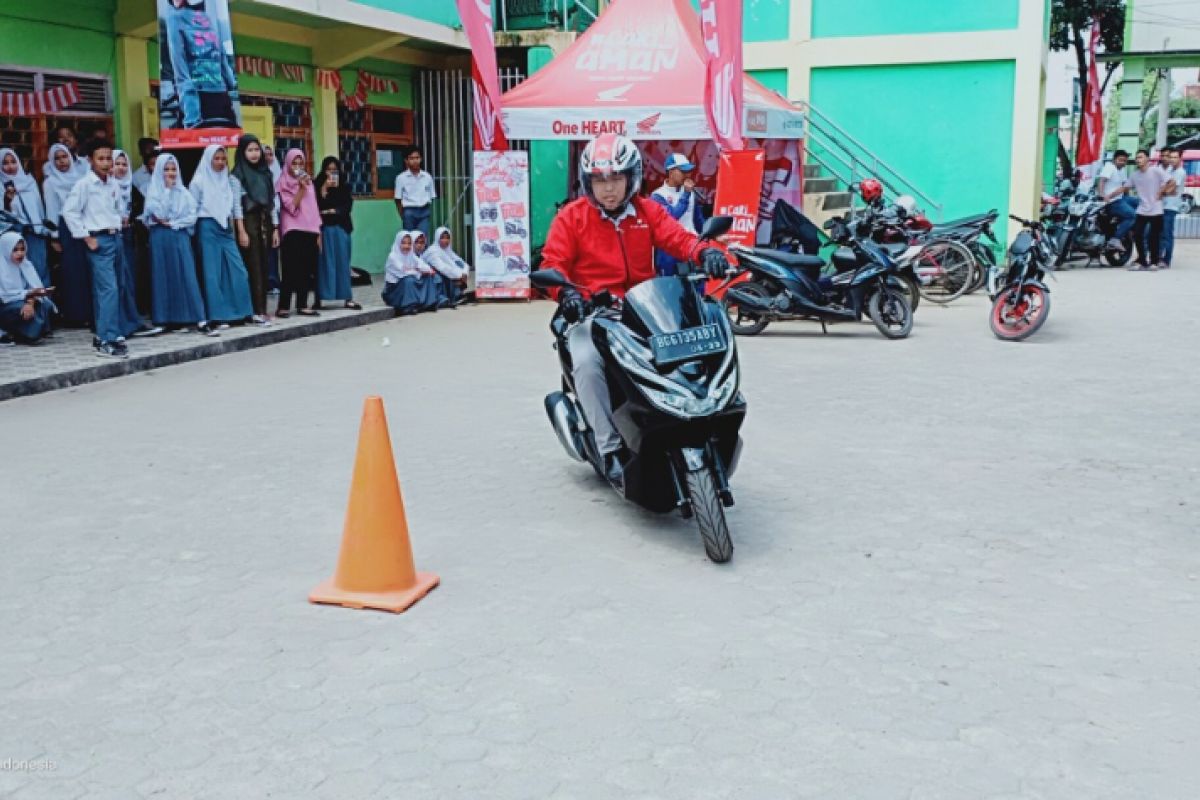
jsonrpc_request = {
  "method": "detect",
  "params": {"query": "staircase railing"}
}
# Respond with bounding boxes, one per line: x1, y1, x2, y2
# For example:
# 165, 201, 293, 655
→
798, 100, 943, 221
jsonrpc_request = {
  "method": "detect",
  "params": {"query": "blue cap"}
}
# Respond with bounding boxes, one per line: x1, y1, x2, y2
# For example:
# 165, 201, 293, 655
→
664, 154, 695, 173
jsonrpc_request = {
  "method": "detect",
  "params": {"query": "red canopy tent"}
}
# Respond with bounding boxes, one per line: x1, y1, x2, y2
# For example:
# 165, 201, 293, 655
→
500, 0, 806, 141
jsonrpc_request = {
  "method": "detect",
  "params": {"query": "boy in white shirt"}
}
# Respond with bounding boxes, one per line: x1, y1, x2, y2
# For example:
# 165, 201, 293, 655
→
1159, 146, 1187, 268
1096, 150, 1136, 251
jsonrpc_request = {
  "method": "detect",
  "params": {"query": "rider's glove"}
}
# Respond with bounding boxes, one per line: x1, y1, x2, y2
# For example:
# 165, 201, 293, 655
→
558, 287, 586, 324
699, 247, 730, 279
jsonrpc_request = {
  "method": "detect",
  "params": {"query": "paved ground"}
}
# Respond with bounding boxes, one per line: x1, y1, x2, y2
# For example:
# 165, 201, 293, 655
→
2, 246, 1198, 799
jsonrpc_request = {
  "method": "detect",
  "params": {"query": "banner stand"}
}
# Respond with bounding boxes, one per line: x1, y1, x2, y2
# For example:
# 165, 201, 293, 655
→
472, 151, 533, 301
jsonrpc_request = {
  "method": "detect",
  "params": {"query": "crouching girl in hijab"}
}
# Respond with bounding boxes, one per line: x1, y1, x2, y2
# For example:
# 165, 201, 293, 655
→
381, 231, 427, 316
411, 230, 445, 311
0, 232, 55, 344
423, 226, 469, 308
142, 154, 217, 336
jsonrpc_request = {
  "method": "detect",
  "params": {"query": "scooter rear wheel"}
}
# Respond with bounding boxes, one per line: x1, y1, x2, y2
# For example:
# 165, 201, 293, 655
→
686, 467, 733, 563
722, 282, 771, 336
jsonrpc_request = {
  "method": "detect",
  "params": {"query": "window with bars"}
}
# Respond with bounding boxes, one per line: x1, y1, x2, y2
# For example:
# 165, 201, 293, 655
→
0, 67, 112, 175
337, 105, 415, 199
239, 93, 313, 167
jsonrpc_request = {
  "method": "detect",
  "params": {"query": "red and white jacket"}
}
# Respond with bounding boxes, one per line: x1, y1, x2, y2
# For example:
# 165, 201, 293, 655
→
540, 195, 703, 298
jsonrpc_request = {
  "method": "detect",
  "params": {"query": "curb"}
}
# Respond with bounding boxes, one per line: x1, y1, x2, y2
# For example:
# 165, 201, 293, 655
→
1, 307, 395, 402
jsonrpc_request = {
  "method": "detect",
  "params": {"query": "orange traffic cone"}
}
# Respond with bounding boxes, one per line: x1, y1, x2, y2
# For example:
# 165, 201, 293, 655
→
309, 396, 439, 613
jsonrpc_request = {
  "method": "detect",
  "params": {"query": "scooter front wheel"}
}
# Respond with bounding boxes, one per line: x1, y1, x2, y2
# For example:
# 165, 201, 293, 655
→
685, 467, 733, 563
868, 287, 914, 339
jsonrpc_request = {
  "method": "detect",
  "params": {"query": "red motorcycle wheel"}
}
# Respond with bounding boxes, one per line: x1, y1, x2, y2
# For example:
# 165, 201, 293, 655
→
990, 285, 1050, 341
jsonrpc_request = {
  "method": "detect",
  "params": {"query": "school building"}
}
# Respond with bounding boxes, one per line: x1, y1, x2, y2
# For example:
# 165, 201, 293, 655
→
0, 0, 1052, 267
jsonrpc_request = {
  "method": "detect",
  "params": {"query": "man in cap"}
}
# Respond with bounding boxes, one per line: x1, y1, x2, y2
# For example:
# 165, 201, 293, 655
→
650, 152, 705, 276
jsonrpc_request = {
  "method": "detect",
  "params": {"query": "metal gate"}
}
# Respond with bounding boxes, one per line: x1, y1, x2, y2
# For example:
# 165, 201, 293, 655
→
414, 68, 528, 256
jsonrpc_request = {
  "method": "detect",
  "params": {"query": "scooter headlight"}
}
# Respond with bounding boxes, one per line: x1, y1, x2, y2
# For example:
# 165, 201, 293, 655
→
640, 364, 739, 419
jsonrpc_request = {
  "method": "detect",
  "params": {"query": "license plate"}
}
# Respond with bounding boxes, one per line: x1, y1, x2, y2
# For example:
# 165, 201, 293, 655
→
649, 324, 727, 366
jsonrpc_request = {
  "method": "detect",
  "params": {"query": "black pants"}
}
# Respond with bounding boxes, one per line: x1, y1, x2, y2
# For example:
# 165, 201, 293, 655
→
1133, 214, 1164, 266
279, 230, 318, 311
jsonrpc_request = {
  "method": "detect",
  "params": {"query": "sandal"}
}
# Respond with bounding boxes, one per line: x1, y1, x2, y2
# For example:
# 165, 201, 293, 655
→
297, 309, 320, 317
275, 310, 290, 319
344, 301, 363, 311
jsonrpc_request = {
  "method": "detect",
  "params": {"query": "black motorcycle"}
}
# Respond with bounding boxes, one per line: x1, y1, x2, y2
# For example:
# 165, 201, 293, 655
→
990, 214, 1055, 342
531, 217, 746, 563
719, 216, 914, 339
1046, 190, 1133, 268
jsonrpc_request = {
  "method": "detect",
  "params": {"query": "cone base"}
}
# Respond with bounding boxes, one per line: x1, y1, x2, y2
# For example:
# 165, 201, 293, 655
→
308, 572, 440, 613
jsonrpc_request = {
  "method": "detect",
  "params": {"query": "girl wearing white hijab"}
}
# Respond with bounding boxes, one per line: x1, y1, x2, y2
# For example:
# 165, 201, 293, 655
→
143, 154, 216, 336
0, 232, 54, 344
42, 142, 92, 326
110, 149, 150, 333
189, 144, 255, 326
422, 226, 469, 308
381, 230, 426, 316
0, 147, 51, 285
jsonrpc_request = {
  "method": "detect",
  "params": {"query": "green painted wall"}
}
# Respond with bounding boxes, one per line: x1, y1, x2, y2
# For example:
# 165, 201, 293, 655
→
748, 68, 789, 97
528, 46, 570, 249
1043, 109, 1062, 193
686, 0, 789, 43
0, 14, 115, 75
810, 61, 1016, 236
349, 0, 460, 28
811, 0, 1019, 38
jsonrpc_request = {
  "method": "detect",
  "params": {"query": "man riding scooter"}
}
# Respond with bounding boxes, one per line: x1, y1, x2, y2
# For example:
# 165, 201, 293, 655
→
540, 133, 731, 489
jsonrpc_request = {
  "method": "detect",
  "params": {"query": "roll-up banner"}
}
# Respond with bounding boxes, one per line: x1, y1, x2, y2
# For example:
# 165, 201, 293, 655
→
157, 0, 243, 148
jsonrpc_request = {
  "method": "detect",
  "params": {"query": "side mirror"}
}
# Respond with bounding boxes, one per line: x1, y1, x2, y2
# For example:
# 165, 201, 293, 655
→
530, 268, 572, 290
700, 216, 734, 241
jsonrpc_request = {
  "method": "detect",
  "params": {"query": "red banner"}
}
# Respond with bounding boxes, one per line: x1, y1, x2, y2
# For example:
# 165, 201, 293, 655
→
700, 0, 745, 151
0, 83, 80, 116
712, 149, 764, 247
1076, 19, 1104, 180
456, 0, 508, 151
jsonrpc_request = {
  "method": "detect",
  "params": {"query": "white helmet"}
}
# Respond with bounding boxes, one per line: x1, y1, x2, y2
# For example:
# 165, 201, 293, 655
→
579, 133, 642, 214
895, 195, 919, 218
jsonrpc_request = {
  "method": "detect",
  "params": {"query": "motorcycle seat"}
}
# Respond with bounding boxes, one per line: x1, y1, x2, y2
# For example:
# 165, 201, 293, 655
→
750, 248, 825, 270
933, 212, 994, 231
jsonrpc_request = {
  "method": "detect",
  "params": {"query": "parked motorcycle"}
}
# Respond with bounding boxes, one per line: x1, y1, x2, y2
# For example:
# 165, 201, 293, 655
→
990, 214, 1056, 342
1046, 189, 1133, 268
714, 215, 914, 339
532, 217, 746, 563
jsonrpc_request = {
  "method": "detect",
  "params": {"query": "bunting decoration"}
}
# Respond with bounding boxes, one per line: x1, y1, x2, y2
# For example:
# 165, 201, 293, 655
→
0, 82, 81, 116
315, 68, 343, 92
236, 56, 307, 84
314, 69, 401, 110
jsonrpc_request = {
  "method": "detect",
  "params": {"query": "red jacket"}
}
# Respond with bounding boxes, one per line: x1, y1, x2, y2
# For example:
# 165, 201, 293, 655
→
540, 195, 702, 298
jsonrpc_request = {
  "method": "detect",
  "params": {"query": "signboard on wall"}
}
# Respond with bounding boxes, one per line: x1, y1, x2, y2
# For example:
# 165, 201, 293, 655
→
156, 0, 243, 148
472, 150, 532, 300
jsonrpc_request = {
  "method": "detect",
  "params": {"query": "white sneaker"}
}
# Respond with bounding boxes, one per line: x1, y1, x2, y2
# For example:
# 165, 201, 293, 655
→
217, 323, 231, 331
252, 315, 272, 327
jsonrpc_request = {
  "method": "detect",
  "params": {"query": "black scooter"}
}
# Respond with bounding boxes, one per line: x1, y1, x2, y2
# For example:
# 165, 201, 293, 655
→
532, 217, 746, 563
719, 216, 914, 339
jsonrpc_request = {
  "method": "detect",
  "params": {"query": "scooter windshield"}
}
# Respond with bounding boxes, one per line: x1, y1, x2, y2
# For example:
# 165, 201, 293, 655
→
622, 276, 703, 338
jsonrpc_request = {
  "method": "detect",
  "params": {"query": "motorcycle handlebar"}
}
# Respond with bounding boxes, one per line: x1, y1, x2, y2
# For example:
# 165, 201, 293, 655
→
1009, 214, 1041, 229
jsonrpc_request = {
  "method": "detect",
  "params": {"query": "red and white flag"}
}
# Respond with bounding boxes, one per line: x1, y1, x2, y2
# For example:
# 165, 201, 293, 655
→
1076, 19, 1105, 181
700, 0, 745, 151
456, 0, 508, 151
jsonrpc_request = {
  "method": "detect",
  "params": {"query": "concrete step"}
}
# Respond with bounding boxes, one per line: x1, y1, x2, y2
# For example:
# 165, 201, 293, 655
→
803, 163, 823, 179
804, 177, 839, 194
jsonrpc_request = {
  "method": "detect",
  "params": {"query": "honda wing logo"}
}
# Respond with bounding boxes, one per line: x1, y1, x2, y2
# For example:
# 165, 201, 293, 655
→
636, 113, 662, 135
597, 83, 634, 102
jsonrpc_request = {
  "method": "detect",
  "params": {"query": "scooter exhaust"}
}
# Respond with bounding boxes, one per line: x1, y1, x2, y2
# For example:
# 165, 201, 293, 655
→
544, 391, 587, 462
726, 287, 774, 312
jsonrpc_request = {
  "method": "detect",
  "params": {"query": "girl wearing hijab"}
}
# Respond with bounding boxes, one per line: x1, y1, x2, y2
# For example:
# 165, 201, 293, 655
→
423, 226, 469, 308
189, 144, 256, 326
142, 154, 217, 336
263, 144, 283, 294
314, 156, 361, 310
381, 231, 425, 316
275, 148, 322, 317
231, 134, 277, 324
0, 232, 55, 344
42, 142, 92, 326
411, 231, 445, 311
41, 126, 90, 181
0, 148, 50, 285
111, 150, 155, 335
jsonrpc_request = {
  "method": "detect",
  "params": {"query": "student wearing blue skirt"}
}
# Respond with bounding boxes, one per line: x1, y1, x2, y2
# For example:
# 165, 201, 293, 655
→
0, 232, 55, 345
412, 230, 445, 311
42, 143, 91, 327
189, 144, 258, 327
315, 156, 362, 311
381, 231, 425, 316
1, 148, 51, 286
142, 154, 218, 336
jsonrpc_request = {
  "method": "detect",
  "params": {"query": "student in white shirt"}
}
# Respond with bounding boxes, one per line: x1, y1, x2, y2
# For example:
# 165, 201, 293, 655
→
0, 232, 55, 345
0, 147, 51, 285
1158, 145, 1187, 268
651, 153, 705, 276
1095, 149, 1136, 251
394, 147, 437, 238
61, 139, 143, 358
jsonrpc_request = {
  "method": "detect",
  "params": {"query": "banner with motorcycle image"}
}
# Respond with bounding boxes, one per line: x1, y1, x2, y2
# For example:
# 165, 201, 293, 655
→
156, 0, 243, 148
472, 150, 532, 299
